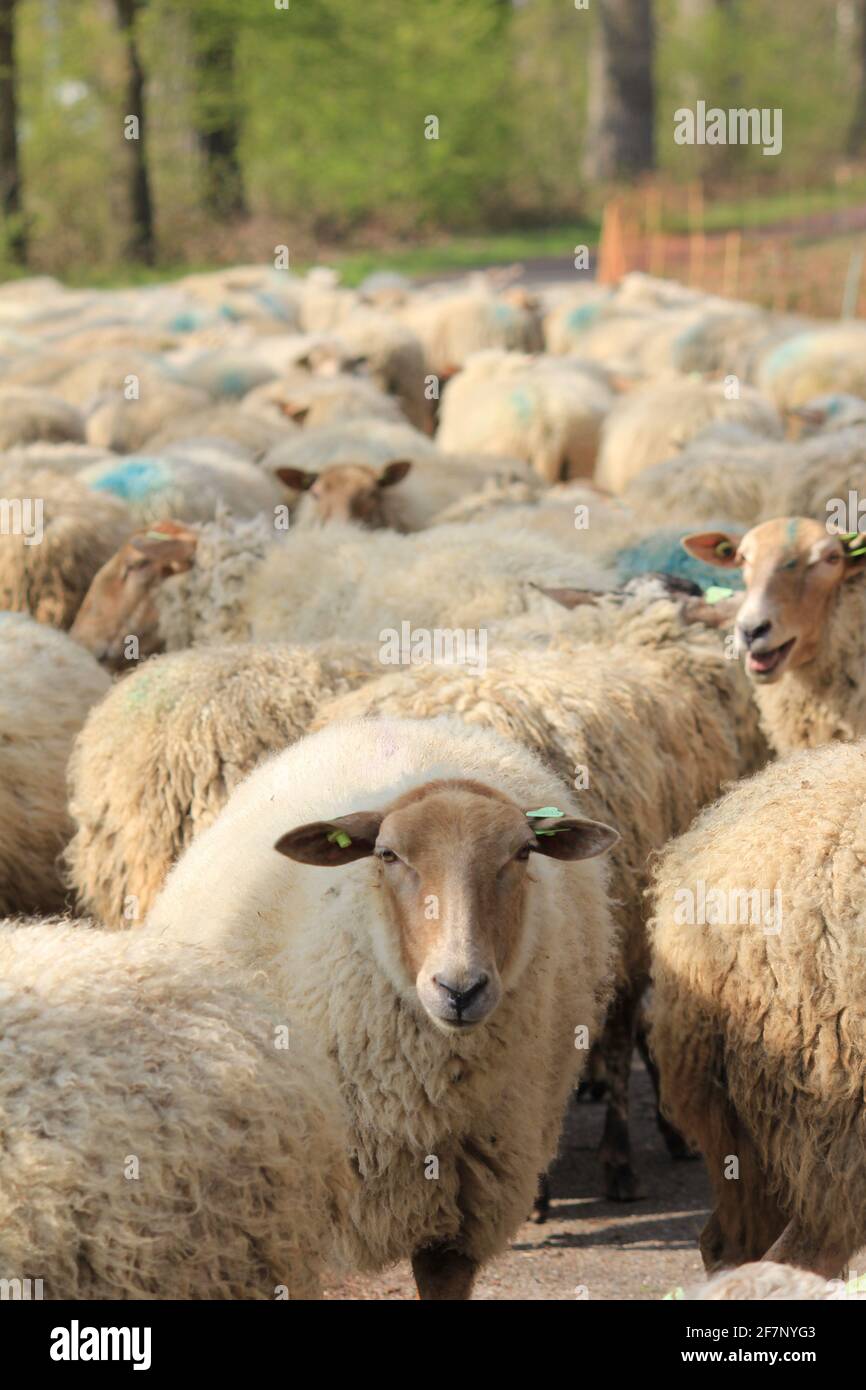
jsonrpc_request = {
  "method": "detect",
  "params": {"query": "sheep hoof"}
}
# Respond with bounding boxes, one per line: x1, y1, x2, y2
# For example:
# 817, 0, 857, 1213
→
604, 1163, 641, 1202
530, 1171, 550, 1222
529, 1201, 548, 1225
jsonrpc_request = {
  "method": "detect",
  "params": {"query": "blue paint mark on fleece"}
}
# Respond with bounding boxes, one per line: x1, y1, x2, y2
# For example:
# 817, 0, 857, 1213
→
169, 311, 206, 333
510, 386, 534, 424
566, 302, 602, 334
491, 302, 516, 325
615, 529, 745, 592
761, 333, 813, 379
88, 457, 170, 502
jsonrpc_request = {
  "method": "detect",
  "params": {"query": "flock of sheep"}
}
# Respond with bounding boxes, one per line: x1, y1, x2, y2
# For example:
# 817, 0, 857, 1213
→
3, 261, 866, 1301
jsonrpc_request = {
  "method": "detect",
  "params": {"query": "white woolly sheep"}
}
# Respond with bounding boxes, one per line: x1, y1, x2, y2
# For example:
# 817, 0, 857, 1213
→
691, 1263, 857, 1301
244, 520, 616, 646
144, 715, 619, 1297
682, 516, 866, 753
754, 322, 866, 409
649, 739, 866, 1278
0, 920, 349, 1299
0, 614, 109, 915
142, 402, 292, 458
65, 640, 379, 925
766, 423, 866, 521
437, 350, 614, 483
621, 430, 786, 528
311, 596, 766, 1203
84, 380, 211, 453
400, 280, 544, 375
595, 378, 783, 494
314, 308, 431, 431
76, 451, 289, 527
0, 467, 133, 628
263, 418, 439, 475
0, 385, 85, 447
241, 372, 405, 431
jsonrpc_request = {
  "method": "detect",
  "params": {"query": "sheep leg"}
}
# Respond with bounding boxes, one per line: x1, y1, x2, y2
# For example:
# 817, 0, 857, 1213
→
575, 1041, 609, 1102
634, 1022, 698, 1162
411, 1244, 478, 1301
762, 1219, 853, 1281
529, 1171, 550, 1224
698, 1107, 788, 1271
598, 984, 641, 1201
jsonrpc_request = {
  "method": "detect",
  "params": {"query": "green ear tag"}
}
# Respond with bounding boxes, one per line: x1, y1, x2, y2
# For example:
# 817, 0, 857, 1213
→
704, 585, 734, 604
327, 830, 353, 849
526, 806, 565, 819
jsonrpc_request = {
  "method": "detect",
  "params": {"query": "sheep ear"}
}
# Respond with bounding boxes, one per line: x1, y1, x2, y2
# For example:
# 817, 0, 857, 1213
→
378, 460, 412, 488
530, 816, 619, 861
277, 401, 310, 425
274, 811, 383, 866
534, 585, 604, 610
276, 466, 317, 492
129, 532, 197, 573
680, 531, 743, 568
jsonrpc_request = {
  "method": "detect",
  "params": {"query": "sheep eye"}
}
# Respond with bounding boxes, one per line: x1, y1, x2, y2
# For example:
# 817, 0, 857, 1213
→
378, 849, 398, 864
515, 845, 532, 861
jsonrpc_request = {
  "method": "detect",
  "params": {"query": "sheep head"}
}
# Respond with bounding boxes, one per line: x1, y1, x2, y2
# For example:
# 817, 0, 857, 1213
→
69, 519, 197, 671
275, 778, 616, 1034
682, 517, 866, 683
276, 459, 412, 529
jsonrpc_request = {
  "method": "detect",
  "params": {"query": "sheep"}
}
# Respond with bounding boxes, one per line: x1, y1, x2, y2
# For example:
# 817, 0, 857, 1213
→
0, 919, 349, 1299
785, 392, 866, 437
76, 451, 288, 527
436, 350, 614, 483
0, 614, 109, 916
594, 378, 783, 493
143, 715, 619, 1297
681, 516, 866, 753
163, 347, 277, 399
754, 322, 866, 410
84, 380, 211, 453
69, 512, 274, 663
313, 308, 431, 432
648, 739, 866, 1278
620, 427, 784, 528
542, 287, 610, 356
0, 467, 133, 628
0, 385, 85, 447
766, 424, 866, 521
0, 441, 116, 477
691, 1263, 856, 1301
51, 352, 171, 407
244, 520, 617, 646
65, 640, 379, 926
310, 597, 766, 1202
400, 281, 544, 375
277, 452, 535, 533
141, 402, 292, 458
241, 372, 405, 430
263, 418, 439, 475
71, 514, 614, 662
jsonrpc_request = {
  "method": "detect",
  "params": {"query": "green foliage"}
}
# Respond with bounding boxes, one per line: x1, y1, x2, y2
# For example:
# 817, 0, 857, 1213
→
0, 0, 864, 275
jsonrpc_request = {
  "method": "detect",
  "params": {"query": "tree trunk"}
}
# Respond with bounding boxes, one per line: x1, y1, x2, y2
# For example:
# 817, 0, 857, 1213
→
582, 0, 655, 183
848, 0, 866, 155
113, 0, 155, 263
0, 0, 24, 263
193, 17, 246, 218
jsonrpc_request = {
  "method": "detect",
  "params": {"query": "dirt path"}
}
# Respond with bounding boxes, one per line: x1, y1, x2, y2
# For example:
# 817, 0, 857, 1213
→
324, 1060, 711, 1301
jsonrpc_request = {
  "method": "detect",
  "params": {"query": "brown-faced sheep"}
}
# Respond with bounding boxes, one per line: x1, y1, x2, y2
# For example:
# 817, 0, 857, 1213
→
682, 516, 866, 753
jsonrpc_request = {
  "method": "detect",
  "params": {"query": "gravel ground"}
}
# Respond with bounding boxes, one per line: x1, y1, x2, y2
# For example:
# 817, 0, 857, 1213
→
324, 1059, 711, 1301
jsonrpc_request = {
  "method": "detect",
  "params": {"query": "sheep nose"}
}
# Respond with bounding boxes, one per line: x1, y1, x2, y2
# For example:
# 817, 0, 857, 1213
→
738, 618, 772, 648
433, 974, 489, 1013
